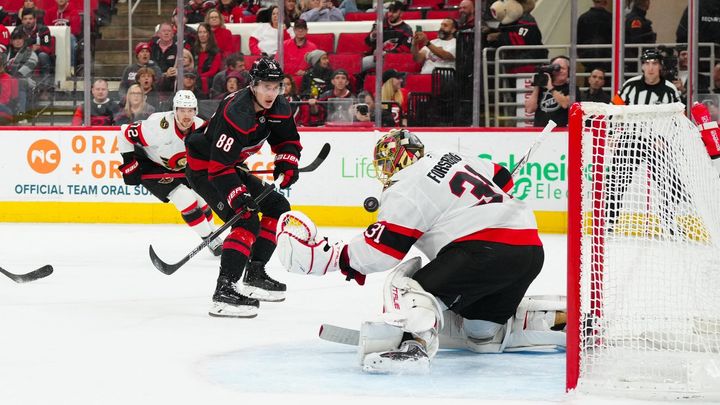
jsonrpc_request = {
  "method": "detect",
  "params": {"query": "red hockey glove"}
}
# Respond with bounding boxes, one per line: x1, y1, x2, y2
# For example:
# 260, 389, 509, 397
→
227, 185, 258, 219
119, 159, 141, 185
274, 153, 299, 189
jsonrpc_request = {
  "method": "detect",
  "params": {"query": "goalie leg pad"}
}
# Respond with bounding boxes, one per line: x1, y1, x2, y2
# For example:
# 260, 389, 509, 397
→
505, 295, 567, 352
358, 321, 430, 374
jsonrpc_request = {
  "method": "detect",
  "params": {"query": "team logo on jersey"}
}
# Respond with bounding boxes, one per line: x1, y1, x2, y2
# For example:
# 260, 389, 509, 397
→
258, 116, 266, 124
158, 177, 174, 184
160, 117, 169, 129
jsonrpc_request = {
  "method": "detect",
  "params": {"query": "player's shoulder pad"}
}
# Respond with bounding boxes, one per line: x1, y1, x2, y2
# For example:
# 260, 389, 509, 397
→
267, 95, 292, 119
222, 89, 258, 134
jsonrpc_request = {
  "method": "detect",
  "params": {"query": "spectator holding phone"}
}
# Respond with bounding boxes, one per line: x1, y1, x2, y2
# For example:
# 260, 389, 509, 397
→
300, 0, 344, 22
412, 18, 457, 74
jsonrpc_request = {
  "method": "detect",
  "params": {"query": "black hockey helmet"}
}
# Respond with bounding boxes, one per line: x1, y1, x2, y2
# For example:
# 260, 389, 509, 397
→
250, 56, 284, 84
641, 48, 663, 63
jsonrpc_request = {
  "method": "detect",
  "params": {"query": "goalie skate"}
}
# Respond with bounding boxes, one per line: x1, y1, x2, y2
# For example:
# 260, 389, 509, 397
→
209, 276, 259, 318
240, 261, 286, 302
362, 340, 430, 374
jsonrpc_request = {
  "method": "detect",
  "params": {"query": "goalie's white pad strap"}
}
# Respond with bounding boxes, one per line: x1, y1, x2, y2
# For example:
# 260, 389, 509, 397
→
357, 321, 405, 365
700, 120, 719, 131
382, 257, 444, 330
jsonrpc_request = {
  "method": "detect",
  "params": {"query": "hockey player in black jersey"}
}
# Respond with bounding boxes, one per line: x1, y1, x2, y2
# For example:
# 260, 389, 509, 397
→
185, 56, 302, 318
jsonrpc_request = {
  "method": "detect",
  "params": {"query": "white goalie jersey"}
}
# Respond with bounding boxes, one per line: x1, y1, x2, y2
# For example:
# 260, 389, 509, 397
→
117, 111, 206, 171
347, 150, 541, 274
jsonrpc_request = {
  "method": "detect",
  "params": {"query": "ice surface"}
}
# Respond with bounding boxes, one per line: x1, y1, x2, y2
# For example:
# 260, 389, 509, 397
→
0, 224, 659, 405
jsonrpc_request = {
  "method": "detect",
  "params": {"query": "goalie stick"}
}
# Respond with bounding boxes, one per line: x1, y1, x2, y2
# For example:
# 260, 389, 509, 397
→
148, 143, 332, 275
318, 126, 555, 344
0, 265, 54, 283
511, 120, 556, 178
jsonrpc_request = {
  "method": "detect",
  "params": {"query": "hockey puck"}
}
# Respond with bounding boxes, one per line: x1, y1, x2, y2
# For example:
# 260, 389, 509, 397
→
363, 196, 379, 213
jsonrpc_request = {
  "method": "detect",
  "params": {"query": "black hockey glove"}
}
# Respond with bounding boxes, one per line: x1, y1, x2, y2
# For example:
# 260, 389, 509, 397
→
119, 159, 141, 185
227, 185, 258, 219
273, 152, 300, 189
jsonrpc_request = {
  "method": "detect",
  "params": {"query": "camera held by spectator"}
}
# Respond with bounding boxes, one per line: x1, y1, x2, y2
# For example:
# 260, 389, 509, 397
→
532, 64, 561, 88
355, 103, 369, 116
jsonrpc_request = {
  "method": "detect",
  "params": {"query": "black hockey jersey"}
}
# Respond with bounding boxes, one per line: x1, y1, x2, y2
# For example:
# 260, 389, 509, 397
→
185, 88, 302, 205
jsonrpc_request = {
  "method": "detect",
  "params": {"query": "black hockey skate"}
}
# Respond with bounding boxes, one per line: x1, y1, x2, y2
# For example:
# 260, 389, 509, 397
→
241, 261, 286, 302
209, 276, 259, 318
203, 235, 223, 257
362, 340, 430, 374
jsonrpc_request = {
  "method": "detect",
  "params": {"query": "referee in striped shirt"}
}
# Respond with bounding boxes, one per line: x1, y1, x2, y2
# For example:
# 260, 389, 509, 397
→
607, 48, 683, 235
618, 48, 680, 105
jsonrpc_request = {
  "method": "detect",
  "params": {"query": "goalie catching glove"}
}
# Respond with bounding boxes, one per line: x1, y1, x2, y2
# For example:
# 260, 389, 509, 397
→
276, 211, 366, 284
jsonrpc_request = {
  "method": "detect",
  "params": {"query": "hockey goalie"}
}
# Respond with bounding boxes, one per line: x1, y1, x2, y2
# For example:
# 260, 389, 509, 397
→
275, 129, 566, 373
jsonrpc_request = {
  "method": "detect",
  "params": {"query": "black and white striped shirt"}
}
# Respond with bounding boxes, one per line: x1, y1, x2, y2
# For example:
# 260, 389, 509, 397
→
618, 75, 680, 105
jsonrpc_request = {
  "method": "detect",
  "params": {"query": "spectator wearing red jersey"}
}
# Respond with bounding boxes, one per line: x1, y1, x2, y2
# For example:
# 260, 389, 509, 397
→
45, 0, 81, 66
0, 55, 17, 122
205, 9, 234, 58
217, 0, 244, 23
192, 23, 223, 97
0, 25, 9, 54
283, 19, 317, 76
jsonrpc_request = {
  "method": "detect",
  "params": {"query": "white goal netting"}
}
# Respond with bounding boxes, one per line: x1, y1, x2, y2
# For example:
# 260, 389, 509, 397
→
575, 102, 720, 400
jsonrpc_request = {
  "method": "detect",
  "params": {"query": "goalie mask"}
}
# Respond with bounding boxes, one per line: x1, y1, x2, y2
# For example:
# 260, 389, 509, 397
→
373, 129, 425, 188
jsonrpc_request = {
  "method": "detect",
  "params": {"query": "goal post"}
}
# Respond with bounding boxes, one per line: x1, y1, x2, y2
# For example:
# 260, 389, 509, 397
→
566, 102, 720, 399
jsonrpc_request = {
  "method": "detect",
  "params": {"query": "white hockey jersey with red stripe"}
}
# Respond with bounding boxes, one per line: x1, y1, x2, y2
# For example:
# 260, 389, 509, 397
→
117, 111, 205, 171
347, 150, 541, 275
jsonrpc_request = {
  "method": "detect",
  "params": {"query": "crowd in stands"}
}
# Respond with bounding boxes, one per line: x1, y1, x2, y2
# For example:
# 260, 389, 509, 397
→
1, 0, 720, 127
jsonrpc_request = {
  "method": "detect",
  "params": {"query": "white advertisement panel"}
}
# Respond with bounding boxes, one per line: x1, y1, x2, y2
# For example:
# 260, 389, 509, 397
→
0, 128, 568, 211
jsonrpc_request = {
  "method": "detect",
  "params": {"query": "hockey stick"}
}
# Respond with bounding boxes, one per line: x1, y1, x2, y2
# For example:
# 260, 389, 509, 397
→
240, 142, 332, 175
319, 323, 360, 346
510, 120, 557, 178
141, 142, 332, 180
0, 265, 54, 283
149, 184, 276, 275
148, 143, 331, 275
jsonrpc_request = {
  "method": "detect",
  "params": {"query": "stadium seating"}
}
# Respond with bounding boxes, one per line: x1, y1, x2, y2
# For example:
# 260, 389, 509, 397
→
426, 10, 459, 19
344, 12, 378, 22
410, 0, 445, 10
328, 53, 362, 75
336, 32, 371, 54
384, 53, 421, 73
229, 34, 241, 54
306, 33, 335, 54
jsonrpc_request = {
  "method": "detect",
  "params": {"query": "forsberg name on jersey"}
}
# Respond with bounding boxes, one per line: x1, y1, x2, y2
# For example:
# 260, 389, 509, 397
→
426, 152, 462, 183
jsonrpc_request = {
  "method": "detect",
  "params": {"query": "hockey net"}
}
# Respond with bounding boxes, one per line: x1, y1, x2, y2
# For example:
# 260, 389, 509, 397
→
567, 102, 720, 400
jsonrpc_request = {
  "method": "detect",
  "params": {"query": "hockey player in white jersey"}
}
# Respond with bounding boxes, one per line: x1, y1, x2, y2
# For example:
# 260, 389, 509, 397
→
116, 90, 222, 256
276, 129, 565, 373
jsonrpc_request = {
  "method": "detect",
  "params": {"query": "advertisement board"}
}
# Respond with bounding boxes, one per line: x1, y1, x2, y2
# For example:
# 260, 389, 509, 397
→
0, 127, 568, 231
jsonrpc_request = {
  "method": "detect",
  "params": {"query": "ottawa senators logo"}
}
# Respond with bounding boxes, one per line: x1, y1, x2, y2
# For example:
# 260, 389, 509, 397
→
160, 117, 169, 129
